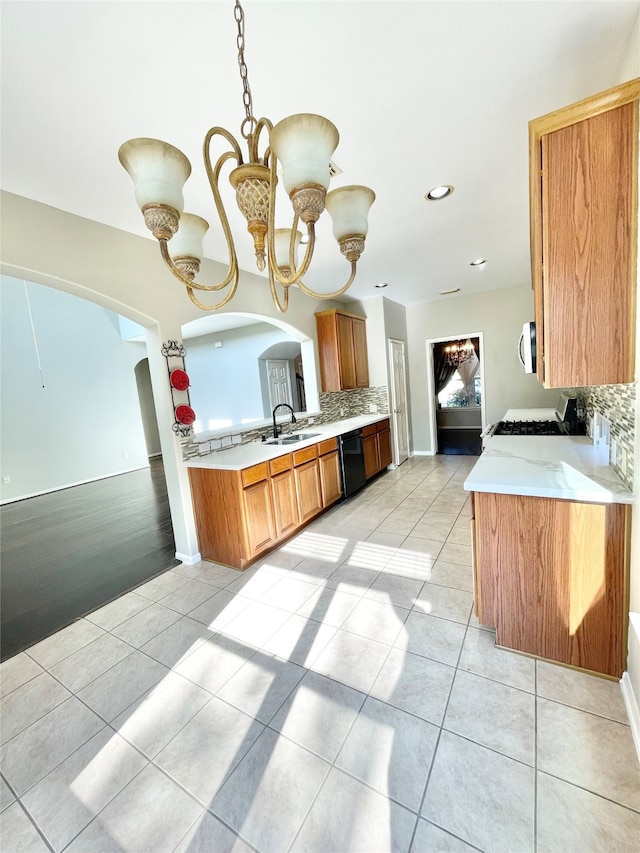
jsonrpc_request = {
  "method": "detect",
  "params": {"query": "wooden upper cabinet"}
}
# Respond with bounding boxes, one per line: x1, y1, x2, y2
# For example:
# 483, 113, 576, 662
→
315, 309, 369, 392
529, 79, 639, 388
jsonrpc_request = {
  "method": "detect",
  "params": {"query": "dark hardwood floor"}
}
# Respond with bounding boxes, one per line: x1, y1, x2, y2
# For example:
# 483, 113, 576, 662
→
1, 459, 178, 661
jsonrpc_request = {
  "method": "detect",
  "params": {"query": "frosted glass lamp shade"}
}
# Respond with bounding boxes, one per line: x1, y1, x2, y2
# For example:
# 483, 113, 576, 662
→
118, 138, 191, 213
325, 185, 376, 240
169, 214, 209, 260
274, 229, 302, 269
270, 114, 339, 194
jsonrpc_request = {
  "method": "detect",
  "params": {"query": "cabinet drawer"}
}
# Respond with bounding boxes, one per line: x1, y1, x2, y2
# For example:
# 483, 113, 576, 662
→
376, 418, 390, 432
318, 437, 338, 456
362, 423, 377, 438
269, 454, 293, 476
241, 462, 269, 487
293, 444, 318, 466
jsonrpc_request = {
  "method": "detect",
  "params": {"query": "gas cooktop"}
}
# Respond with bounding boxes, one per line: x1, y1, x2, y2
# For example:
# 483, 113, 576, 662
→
493, 419, 565, 436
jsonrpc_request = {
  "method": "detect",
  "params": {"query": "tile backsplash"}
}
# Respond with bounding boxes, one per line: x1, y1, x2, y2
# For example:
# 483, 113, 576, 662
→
181, 385, 389, 460
567, 382, 636, 491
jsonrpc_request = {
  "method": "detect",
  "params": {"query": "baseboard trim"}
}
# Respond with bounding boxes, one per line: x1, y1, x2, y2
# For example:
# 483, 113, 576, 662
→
176, 551, 202, 566
621, 672, 640, 763
0, 465, 151, 505
412, 450, 437, 456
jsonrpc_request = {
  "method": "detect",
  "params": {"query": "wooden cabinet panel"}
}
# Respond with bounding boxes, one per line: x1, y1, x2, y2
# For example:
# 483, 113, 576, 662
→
529, 80, 639, 388
242, 480, 275, 556
362, 423, 377, 438
295, 459, 323, 524
337, 312, 356, 389
269, 454, 292, 476
271, 468, 299, 539
352, 317, 369, 388
363, 434, 379, 479
241, 462, 269, 488
318, 437, 338, 456
315, 309, 369, 392
319, 450, 342, 508
293, 444, 318, 467
378, 428, 392, 470
474, 491, 628, 677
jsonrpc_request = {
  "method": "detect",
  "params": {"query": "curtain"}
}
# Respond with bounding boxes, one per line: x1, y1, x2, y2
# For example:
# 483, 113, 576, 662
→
457, 341, 480, 388
434, 345, 457, 395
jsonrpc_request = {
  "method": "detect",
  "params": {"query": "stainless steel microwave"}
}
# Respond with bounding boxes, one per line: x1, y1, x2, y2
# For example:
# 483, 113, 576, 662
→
518, 321, 536, 374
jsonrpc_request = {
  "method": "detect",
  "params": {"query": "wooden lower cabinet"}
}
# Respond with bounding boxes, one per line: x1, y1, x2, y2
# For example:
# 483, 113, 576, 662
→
319, 449, 341, 507
271, 468, 298, 539
242, 479, 276, 556
363, 419, 393, 478
295, 458, 323, 524
472, 491, 629, 678
377, 423, 392, 469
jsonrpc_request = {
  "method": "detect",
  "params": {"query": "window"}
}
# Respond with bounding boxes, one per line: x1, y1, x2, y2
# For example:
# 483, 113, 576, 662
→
438, 372, 482, 408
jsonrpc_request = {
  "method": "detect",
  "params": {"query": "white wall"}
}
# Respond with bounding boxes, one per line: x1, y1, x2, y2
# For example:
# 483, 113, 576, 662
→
0, 275, 149, 501
185, 323, 298, 428
406, 284, 559, 452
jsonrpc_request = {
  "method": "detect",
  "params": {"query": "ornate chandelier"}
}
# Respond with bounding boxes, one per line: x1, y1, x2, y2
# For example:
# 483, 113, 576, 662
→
444, 339, 475, 367
118, 0, 375, 314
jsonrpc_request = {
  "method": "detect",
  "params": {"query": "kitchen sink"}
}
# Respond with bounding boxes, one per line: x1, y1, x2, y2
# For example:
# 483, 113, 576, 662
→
268, 432, 320, 445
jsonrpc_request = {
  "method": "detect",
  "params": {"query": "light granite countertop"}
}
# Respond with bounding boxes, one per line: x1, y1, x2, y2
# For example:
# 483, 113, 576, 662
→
184, 414, 389, 472
464, 435, 633, 504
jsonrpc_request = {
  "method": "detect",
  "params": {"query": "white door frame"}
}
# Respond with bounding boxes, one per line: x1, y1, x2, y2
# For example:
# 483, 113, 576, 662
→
388, 338, 410, 466
425, 332, 486, 455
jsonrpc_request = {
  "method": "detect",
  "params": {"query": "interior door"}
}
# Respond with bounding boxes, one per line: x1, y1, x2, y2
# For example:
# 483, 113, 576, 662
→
389, 339, 409, 465
266, 359, 293, 409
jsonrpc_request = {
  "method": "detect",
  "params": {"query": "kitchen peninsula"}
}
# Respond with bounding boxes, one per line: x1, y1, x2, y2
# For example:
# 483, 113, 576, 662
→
186, 414, 392, 570
465, 436, 633, 678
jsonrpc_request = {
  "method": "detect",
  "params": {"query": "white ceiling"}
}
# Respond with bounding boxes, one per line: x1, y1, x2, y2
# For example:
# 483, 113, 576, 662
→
2, 1, 638, 307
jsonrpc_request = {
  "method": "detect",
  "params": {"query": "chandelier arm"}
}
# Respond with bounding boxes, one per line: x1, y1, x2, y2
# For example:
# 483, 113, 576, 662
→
160, 240, 239, 293
267, 268, 290, 314
185, 282, 239, 312
248, 118, 272, 164
294, 261, 358, 301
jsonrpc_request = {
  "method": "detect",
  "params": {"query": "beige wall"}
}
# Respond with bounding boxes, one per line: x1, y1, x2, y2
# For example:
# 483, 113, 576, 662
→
405, 284, 559, 453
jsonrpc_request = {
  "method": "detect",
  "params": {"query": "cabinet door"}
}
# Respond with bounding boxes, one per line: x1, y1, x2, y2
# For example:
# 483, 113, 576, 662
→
531, 84, 638, 388
377, 429, 392, 470
352, 317, 369, 388
363, 434, 379, 479
271, 469, 299, 539
336, 312, 356, 389
242, 480, 275, 557
319, 450, 342, 508
475, 491, 627, 677
294, 459, 323, 524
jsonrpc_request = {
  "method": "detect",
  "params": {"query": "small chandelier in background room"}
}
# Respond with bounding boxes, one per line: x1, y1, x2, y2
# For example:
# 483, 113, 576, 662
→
444, 339, 475, 367
118, 0, 375, 313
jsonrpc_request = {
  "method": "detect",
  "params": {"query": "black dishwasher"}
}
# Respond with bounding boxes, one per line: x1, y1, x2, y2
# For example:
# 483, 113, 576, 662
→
337, 428, 367, 498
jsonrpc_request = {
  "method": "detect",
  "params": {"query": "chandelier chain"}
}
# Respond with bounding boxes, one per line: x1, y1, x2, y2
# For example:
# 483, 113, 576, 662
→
234, 0, 254, 123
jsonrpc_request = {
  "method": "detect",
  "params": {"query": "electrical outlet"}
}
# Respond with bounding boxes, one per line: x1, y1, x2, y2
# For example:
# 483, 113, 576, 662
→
122, 451, 129, 459
307, 417, 315, 424
340, 408, 346, 417
2, 476, 10, 485
369, 403, 378, 413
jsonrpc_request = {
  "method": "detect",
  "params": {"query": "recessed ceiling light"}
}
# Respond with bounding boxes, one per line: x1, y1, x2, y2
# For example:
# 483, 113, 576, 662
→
469, 258, 487, 267
375, 282, 389, 288
439, 288, 460, 295
425, 184, 454, 201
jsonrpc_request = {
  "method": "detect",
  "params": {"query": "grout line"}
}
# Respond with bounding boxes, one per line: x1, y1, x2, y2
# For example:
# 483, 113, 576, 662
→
534, 660, 539, 853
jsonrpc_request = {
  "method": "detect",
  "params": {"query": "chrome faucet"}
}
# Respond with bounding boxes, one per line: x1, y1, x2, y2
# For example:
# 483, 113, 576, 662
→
272, 403, 297, 438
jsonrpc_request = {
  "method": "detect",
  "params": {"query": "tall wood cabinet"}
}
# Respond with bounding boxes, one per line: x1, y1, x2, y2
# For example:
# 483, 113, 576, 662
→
529, 78, 639, 388
471, 491, 630, 678
315, 309, 369, 392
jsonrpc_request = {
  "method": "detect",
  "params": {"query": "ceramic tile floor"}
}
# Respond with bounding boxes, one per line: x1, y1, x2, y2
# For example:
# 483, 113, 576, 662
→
1, 455, 639, 852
